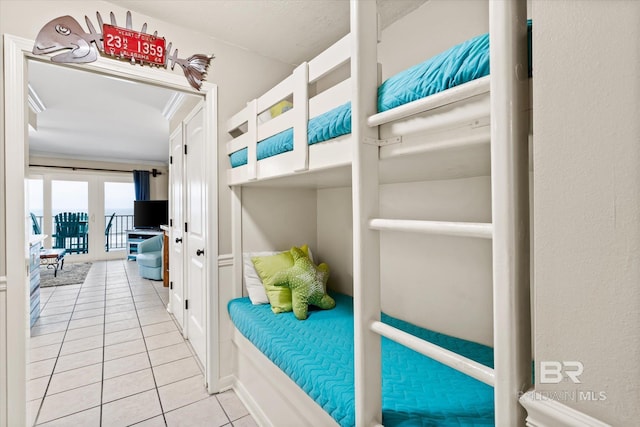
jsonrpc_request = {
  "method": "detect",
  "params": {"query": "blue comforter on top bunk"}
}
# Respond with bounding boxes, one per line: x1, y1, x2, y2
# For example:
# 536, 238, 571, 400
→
229, 22, 532, 168
228, 292, 495, 427
229, 102, 352, 168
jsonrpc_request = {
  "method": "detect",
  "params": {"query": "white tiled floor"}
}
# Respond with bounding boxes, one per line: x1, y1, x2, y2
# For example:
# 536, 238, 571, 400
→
28, 260, 256, 427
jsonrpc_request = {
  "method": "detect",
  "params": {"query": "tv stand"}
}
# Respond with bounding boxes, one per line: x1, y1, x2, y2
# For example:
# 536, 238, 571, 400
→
126, 229, 163, 260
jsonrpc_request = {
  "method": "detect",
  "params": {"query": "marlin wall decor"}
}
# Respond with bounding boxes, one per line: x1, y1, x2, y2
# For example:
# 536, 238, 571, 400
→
32, 11, 214, 90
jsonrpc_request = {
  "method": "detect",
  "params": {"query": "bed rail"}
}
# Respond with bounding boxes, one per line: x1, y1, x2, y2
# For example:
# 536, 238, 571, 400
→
225, 32, 352, 185
308, 33, 351, 82
370, 321, 496, 386
226, 62, 309, 181
368, 76, 490, 127
368, 218, 493, 239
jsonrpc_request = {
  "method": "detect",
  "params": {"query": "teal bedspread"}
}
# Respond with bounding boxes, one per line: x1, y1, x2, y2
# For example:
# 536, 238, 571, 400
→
229, 102, 352, 168
228, 293, 495, 427
230, 22, 532, 169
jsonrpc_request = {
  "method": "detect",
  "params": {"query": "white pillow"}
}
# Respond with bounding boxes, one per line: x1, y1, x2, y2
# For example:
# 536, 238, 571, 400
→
243, 251, 277, 305
242, 248, 315, 305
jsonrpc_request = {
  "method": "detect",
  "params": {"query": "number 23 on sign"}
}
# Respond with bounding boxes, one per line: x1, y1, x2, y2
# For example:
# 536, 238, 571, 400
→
103, 24, 166, 66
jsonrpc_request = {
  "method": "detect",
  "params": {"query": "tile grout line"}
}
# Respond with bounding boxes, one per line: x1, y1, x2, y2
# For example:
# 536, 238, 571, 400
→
32, 266, 99, 426
32, 261, 243, 426
100, 261, 110, 427
32, 284, 80, 425
123, 259, 169, 427
140, 267, 230, 424
32, 267, 110, 425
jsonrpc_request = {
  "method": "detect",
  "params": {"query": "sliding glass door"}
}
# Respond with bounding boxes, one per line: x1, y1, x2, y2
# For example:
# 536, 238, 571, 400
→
51, 179, 89, 255
104, 181, 135, 254
28, 170, 134, 260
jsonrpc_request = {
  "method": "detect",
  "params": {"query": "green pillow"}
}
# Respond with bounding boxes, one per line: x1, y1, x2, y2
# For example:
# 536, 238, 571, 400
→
252, 244, 310, 314
272, 247, 335, 320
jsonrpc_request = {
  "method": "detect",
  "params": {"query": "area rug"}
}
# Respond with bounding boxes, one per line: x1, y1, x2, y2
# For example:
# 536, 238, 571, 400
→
40, 262, 92, 288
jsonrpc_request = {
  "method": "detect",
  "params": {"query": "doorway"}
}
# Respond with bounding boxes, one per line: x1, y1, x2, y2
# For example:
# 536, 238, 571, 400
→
4, 34, 219, 426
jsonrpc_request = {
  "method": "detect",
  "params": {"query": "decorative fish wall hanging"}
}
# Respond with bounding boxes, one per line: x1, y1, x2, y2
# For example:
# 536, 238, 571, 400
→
32, 11, 214, 90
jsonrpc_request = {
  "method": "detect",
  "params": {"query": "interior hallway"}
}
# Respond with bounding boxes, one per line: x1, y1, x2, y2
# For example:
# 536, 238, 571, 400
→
27, 260, 256, 427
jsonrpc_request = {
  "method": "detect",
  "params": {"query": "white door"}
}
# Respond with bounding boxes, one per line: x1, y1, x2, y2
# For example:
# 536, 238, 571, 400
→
184, 104, 207, 364
169, 126, 185, 330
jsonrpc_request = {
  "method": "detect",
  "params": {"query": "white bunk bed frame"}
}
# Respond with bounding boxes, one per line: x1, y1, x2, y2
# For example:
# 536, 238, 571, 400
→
227, 1, 531, 426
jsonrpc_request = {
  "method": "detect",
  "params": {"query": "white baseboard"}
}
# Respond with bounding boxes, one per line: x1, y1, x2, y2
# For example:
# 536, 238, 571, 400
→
520, 390, 611, 427
230, 328, 339, 427
217, 374, 234, 393
232, 375, 272, 427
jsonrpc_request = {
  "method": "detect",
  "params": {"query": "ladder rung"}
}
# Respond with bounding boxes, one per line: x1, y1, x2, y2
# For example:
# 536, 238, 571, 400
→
370, 321, 495, 386
368, 219, 492, 239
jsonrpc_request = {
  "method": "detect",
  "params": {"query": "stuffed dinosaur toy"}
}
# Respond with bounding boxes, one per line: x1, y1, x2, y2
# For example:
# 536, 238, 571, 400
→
273, 247, 335, 320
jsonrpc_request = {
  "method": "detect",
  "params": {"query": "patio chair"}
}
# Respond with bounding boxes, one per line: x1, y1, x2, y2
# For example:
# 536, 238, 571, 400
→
30, 212, 41, 235
53, 212, 89, 254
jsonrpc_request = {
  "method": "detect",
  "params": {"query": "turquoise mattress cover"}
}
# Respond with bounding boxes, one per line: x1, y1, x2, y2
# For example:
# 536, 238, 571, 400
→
229, 22, 531, 169
228, 293, 495, 427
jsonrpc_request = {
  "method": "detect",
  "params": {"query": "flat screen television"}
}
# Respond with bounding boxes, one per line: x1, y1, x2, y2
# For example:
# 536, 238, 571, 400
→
133, 200, 168, 229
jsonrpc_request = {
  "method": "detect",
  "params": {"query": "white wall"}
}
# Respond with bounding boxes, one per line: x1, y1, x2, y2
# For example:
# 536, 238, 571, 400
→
241, 187, 317, 254
316, 177, 493, 347
533, 0, 640, 424
379, 178, 493, 346
377, 0, 488, 80
317, 187, 353, 296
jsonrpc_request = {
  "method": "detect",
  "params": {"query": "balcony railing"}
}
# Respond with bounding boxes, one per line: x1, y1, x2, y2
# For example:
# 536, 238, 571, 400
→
32, 214, 134, 252
106, 214, 134, 251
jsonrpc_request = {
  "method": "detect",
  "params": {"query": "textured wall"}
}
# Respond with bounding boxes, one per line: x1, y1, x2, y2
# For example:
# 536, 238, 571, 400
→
377, 0, 489, 79
533, 1, 640, 424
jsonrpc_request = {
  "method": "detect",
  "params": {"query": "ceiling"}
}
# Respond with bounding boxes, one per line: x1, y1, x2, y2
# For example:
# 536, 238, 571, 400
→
28, 0, 427, 165
28, 60, 200, 164
110, 0, 428, 66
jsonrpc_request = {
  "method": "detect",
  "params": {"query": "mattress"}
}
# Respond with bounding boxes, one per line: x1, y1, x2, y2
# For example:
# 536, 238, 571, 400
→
229, 22, 532, 169
228, 293, 495, 427
229, 102, 351, 168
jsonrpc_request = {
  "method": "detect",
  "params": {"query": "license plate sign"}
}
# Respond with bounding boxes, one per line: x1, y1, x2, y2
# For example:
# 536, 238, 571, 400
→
103, 24, 166, 66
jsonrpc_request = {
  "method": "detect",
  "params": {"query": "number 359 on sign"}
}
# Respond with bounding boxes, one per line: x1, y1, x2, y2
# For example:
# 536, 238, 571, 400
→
103, 24, 166, 66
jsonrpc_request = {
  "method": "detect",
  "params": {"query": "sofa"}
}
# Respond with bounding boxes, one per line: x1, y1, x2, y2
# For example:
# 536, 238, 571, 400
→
136, 234, 163, 281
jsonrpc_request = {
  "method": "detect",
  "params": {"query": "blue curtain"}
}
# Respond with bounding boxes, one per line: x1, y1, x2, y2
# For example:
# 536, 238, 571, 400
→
133, 170, 150, 201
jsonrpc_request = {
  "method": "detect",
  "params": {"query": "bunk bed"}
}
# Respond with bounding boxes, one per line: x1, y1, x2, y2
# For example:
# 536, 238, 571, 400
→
229, 292, 495, 426
225, 24, 523, 186
225, 1, 531, 426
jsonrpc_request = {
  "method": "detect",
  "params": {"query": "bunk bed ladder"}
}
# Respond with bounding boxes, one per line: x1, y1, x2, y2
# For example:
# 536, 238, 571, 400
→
352, 0, 530, 426
351, 1, 382, 426
488, 0, 531, 424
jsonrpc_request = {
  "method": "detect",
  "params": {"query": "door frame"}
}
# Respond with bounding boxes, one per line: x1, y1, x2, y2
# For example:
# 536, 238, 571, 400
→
3, 34, 219, 426
168, 125, 186, 329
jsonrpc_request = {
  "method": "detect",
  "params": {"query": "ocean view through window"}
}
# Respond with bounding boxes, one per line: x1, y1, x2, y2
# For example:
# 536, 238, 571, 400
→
28, 177, 136, 254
